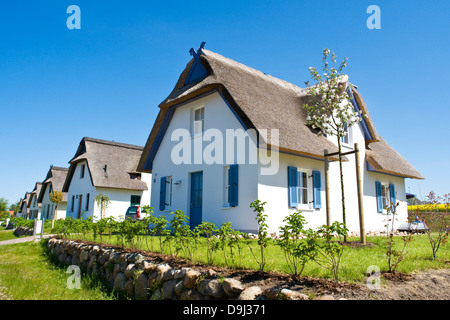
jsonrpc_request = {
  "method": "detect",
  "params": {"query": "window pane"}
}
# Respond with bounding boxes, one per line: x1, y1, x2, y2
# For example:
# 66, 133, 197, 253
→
194, 108, 204, 134
382, 185, 388, 209
297, 171, 308, 205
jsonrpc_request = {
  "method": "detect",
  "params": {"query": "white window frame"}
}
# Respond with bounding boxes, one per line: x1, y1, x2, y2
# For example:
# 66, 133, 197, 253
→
296, 168, 314, 210
340, 123, 353, 147
381, 182, 392, 214
192, 106, 205, 137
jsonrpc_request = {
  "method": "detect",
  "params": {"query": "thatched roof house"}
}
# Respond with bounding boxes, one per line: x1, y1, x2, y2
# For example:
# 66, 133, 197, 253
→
137, 45, 423, 180
136, 43, 424, 233
18, 191, 31, 217
63, 137, 149, 192
37, 166, 69, 203
62, 137, 151, 220
27, 182, 42, 209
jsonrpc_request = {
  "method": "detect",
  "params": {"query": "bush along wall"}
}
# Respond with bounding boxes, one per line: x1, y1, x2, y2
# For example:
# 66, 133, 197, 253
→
46, 237, 319, 300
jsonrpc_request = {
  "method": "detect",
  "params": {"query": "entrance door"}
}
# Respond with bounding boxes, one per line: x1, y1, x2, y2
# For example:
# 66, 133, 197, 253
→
190, 171, 203, 229
78, 194, 83, 219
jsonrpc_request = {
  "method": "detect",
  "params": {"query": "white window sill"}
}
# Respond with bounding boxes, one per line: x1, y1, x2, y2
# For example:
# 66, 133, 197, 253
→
290, 206, 315, 212
341, 143, 354, 150
221, 205, 237, 210
191, 133, 204, 139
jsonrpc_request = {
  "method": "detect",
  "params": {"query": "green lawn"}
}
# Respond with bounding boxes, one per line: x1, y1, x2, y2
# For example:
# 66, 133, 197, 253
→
0, 240, 118, 300
65, 233, 450, 283
0, 230, 21, 242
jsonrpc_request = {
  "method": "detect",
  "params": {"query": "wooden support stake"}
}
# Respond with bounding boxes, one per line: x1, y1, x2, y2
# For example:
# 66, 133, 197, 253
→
355, 143, 366, 244
324, 149, 331, 226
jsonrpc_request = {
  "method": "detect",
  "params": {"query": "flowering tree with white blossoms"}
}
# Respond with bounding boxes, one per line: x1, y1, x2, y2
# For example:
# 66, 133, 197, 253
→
303, 49, 364, 239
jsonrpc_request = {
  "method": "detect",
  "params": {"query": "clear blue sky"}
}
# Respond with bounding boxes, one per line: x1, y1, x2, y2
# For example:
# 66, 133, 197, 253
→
1, 0, 449, 205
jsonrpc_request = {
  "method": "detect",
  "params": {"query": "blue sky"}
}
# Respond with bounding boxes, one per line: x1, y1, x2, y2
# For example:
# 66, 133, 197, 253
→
1, 0, 449, 205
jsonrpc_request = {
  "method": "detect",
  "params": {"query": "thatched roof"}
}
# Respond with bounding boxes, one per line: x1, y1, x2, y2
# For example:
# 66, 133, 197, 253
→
19, 192, 31, 211
37, 166, 69, 203
63, 137, 148, 192
137, 46, 423, 180
366, 137, 424, 179
27, 182, 42, 208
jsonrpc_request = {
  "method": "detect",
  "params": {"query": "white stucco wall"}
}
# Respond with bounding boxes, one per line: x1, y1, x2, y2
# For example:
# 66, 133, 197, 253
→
151, 92, 259, 232
150, 91, 409, 234
28, 194, 41, 219
323, 118, 408, 232
257, 151, 327, 233
40, 183, 67, 220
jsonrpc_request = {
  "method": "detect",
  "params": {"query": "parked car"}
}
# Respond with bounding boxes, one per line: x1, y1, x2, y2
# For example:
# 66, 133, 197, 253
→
125, 206, 142, 221
397, 217, 429, 233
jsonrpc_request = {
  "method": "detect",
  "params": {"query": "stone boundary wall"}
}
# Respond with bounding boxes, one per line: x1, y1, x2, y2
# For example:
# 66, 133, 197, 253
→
14, 227, 34, 237
46, 238, 323, 300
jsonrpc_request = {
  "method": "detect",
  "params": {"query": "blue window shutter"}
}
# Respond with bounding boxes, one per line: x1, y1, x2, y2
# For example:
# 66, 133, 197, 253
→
389, 183, 396, 213
288, 166, 298, 207
375, 181, 383, 213
229, 165, 238, 207
159, 177, 166, 211
312, 170, 322, 209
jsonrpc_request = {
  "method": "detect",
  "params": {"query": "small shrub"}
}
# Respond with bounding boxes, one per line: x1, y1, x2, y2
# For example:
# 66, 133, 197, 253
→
249, 199, 269, 271
276, 211, 314, 277
307, 221, 348, 283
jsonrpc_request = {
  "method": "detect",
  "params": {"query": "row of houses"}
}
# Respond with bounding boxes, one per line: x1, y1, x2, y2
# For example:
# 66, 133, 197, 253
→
17, 43, 424, 233
18, 138, 152, 221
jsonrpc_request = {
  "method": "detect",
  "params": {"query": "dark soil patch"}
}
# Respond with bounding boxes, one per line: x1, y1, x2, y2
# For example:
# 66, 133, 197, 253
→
381, 270, 413, 282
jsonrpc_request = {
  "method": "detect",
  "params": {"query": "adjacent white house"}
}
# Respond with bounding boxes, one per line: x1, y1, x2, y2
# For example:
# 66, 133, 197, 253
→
18, 192, 31, 219
27, 182, 42, 219
137, 44, 424, 234
37, 166, 68, 220
62, 137, 152, 220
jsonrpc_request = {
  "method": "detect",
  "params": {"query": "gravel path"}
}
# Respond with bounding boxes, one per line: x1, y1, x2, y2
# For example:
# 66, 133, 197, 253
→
0, 234, 54, 246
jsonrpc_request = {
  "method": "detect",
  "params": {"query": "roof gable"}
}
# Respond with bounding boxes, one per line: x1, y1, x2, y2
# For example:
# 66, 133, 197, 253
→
27, 182, 42, 208
184, 42, 208, 86
37, 166, 69, 203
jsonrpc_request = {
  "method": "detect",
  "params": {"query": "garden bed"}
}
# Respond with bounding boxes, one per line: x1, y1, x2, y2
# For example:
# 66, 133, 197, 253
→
47, 236, 450, 300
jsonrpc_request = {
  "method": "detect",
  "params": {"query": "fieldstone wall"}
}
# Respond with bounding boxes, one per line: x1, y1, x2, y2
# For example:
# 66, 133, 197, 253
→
14, 226, 34, 237
46, 238, 319, 300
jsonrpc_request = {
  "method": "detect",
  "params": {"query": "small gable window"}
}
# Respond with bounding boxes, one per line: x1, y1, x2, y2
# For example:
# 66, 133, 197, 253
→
193, 107, 205, 136
340, 123, 353, 147
80, 164, 86, 179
